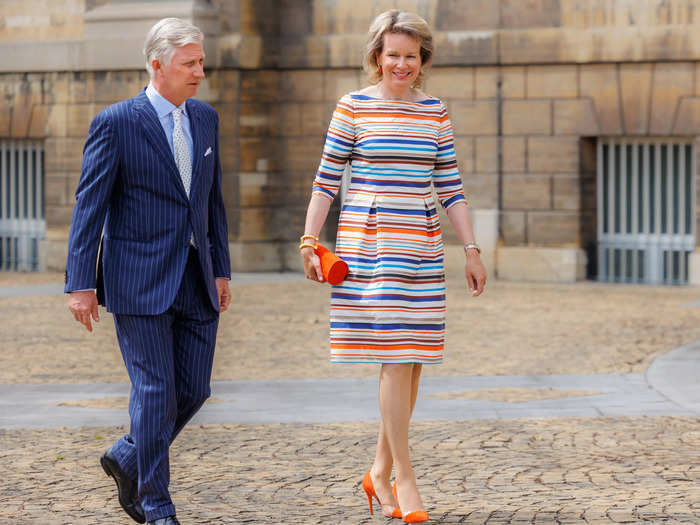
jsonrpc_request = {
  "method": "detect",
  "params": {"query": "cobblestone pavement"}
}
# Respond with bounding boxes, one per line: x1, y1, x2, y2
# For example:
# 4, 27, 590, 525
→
2, 273, 700, 524
1, 418, 700, 524
6, 276, 700, 383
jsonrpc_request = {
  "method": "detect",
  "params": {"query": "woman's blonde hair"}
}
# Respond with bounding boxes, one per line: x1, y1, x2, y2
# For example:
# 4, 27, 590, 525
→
363, 10, 434, 88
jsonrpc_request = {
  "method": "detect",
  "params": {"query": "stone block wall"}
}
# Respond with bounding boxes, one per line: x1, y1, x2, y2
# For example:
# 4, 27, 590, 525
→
3, 0, 700, 280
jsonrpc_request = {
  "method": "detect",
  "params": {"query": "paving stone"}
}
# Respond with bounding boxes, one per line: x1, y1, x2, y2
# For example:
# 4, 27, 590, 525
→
0, 418, 699, 523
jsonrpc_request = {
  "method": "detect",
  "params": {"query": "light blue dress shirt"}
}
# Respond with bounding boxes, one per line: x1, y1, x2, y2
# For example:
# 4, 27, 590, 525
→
145, 83, 194, 165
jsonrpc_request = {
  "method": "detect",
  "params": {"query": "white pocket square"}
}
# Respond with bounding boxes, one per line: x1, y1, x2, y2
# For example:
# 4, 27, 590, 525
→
204, 147, 212, 157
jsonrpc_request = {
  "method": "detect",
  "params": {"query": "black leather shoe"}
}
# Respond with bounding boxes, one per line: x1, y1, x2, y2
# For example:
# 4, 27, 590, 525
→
100, 447, 146, 523
147, 517, 180, 525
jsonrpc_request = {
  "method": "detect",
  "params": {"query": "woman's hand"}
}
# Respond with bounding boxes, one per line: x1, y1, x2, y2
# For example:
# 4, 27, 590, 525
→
301, 246, 324, 282
465, 251, 486, 296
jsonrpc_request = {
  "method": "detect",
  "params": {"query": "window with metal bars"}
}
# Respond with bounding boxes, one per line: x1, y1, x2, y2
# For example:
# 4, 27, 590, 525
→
596, 138, 695, 285
0, 139, 45, 272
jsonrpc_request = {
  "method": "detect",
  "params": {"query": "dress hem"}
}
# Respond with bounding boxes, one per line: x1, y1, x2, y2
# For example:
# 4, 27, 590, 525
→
330, 360, 442, 365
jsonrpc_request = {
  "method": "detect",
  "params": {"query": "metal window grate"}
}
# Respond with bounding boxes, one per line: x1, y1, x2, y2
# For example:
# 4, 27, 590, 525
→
597, 138, 695, 284
0, 139, 46, 272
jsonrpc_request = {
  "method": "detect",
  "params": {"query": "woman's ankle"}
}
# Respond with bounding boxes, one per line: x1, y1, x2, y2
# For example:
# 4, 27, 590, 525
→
370, 464, 392, 483
394, 466, 416, 484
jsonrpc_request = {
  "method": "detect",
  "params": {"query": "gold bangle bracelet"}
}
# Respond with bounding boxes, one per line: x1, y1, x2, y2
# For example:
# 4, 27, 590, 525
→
298, 243, 316, 251
300, 234, 318, 242
464, 242, 481, 254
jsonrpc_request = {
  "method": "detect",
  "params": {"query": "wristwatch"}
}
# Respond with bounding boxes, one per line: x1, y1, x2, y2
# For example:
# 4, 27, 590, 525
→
464, 242, 481, 254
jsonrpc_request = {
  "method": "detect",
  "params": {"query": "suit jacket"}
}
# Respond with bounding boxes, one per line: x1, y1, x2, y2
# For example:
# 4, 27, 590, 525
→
65, 89, 231, 315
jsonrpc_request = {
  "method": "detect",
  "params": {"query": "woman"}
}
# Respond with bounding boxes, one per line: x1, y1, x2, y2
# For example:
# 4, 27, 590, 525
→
299, 9, 486, 523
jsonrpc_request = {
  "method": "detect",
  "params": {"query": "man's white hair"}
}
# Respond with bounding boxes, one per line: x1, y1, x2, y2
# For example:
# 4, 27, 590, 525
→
143, 18, 204, 78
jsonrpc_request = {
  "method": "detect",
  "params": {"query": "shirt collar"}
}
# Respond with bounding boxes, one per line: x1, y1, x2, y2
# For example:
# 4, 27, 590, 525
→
145, 83, 187, 119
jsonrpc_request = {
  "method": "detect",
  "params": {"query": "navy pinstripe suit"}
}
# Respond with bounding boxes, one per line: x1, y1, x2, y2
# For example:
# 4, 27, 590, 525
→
65, 89, 231, 521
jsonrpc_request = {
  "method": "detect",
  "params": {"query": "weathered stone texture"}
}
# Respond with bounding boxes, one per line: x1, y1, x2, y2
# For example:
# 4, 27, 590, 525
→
649, 62, 694, 135
502, 137, 526, 173
674, 98, 700, 135
554, 99, 598, 136
453, 137, 474, 175
283, 137, 325, 174
579, 64, 621, 134
44, 138, 84, 173
464, 173, 499, 209
528, 137, 580, 173
425, 67, 474, 100
240, 70, 279, 103
620, 63, 653, 135
280, 70, 325, 102
475, 137, 498, 173
0, 0, 84, 41
434, 0, 500, 31
501, 0, 561, 29
324, 69, 361, 101
7, 1, 700, 272
500, 210, 527, 244
502, 66, 526, 98
528, 211, 581, 245
475, 67, 499, 99
450, 101, 498, 135
527, 65, 578, 98
503, 175, 551, 210
327, 34, 365, 68
503, 100, 552, 136
553, 175, 581, 211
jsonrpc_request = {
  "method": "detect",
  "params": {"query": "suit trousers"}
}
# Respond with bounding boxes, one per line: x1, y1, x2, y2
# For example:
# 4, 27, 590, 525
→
111, 248, 219, 522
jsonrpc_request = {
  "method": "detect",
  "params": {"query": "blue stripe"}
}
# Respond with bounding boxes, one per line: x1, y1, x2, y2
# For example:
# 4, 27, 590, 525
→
332, 293, 445, 302
350, 263, 444, 270
344, 256, 443, 264
341, 205, 436, 217
334, 285, 445, 293
443, 194, 466, 207
433, 180, 460, 187
331, 322, 445, 330
351, 178, 430, 188
326, 135, 353, 148
350, 95, 440, 105
360, 139, 437, 147
313, 186, 335, 198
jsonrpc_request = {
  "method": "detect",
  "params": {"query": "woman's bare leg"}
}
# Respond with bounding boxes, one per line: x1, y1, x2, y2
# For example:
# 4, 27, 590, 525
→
376, 363, 424, 515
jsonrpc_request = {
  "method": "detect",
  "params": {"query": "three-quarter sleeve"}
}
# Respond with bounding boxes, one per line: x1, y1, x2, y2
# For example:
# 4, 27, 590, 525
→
433, 102, 466, 209
312, 94, 355, 200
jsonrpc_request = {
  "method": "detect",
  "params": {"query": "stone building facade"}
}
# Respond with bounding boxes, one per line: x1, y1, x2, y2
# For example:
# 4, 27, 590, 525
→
2, 0, 700, 283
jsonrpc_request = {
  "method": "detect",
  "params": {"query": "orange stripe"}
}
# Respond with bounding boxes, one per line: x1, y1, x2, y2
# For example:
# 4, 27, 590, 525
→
331, 344, 442, 351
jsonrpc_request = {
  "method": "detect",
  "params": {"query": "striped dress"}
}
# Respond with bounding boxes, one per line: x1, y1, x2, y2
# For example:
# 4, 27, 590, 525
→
313, 93, 466, 364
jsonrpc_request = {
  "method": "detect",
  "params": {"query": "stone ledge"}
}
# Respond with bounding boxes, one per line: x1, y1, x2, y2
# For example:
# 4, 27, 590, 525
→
497, 246, 587, 283
7, 25, 700, 73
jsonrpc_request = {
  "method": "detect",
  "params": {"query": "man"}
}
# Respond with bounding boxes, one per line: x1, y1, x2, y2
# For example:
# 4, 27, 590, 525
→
65, 18, 231, 525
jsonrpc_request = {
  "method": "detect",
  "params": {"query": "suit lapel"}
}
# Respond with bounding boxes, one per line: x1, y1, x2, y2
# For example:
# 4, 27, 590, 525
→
186, 99, 203, 200
132, 91, 189, 201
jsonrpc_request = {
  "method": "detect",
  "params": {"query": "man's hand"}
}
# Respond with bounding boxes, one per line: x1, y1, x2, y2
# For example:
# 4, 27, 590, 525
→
216, 278, 231, 312
68, 290, 100, 332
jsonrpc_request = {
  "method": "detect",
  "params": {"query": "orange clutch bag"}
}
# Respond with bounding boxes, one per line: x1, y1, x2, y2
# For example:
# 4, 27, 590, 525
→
314, 243, 349, 285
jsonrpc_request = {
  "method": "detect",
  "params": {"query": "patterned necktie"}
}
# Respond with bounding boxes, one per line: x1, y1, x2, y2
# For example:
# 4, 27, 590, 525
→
172, 108, 192, 198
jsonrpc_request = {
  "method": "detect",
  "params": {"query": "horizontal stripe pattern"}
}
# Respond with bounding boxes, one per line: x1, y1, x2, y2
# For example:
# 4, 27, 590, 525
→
313, 94, 467, 364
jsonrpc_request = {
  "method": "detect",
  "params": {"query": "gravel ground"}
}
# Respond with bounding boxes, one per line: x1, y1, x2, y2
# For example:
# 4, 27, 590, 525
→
6, 276, 700, 384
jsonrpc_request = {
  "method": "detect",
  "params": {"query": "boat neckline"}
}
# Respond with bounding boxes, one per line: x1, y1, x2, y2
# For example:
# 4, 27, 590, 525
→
350, 93, 438, 104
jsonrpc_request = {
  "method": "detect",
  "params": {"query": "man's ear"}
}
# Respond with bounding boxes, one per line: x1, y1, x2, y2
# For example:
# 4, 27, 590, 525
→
151, 58, 161, 75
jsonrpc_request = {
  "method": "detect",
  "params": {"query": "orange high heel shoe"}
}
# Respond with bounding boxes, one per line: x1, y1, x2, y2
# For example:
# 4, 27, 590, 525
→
362, 470, 402, 519
393, 479, 429, 523
403, 510, 429, 523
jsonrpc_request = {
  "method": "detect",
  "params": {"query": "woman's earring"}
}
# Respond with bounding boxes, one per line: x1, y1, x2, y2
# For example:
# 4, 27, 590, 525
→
378, 65, 382, 74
